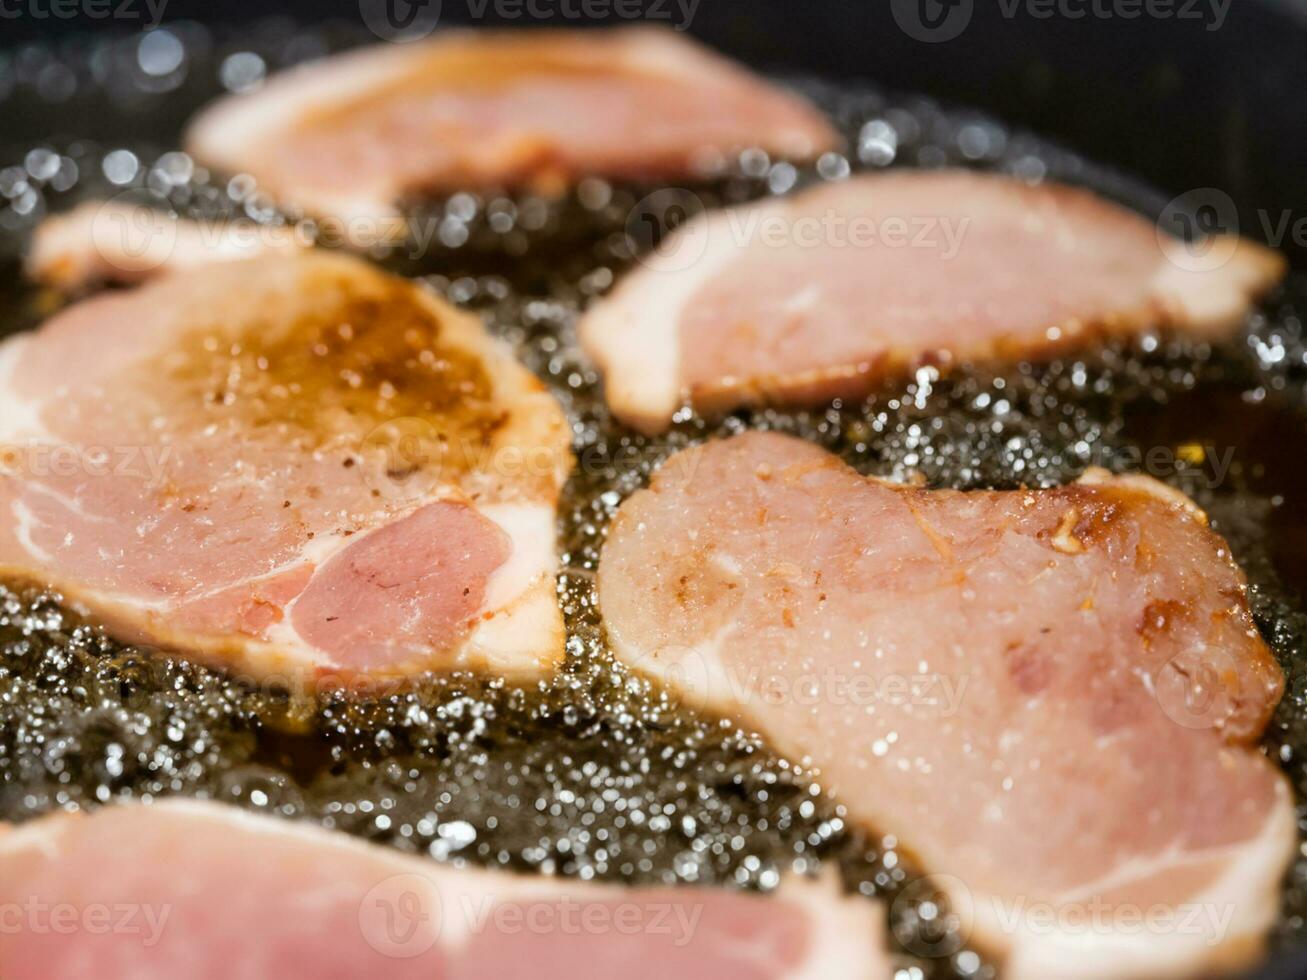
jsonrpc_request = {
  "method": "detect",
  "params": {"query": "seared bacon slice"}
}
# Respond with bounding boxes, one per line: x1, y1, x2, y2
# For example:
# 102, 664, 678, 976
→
580, 171, 1286, 433
0, 800, 889, 979
597, 431, 1293, 979
26, 202, 309, 291
0, 252, 571, 689
185, 27, 838, 234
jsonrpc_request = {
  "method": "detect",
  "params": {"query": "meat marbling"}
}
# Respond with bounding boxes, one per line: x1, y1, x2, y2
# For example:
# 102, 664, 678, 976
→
0, 799, 889, 979
0, 252, 571, 689
580, 170, 1286, 433
597, 431, 1294, 979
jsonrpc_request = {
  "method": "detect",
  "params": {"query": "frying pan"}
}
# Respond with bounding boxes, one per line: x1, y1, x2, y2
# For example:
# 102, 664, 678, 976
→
3, 1, 1305, 976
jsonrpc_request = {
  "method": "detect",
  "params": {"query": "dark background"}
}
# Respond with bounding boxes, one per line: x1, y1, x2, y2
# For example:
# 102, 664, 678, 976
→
4, 0, 1306, 266
4, 3, 1307, 978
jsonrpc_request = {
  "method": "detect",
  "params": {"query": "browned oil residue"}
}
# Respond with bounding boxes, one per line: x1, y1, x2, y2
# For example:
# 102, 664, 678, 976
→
147, 268, 505, 480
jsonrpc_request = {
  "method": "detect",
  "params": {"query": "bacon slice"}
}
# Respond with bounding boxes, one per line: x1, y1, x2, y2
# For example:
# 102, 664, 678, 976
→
0, 800, 889, 979
0, 252, 571, 689
184, 27, 838, 234
597, 431, 1294, 979
26, 202, 310, 291
580, 171, 1287, 433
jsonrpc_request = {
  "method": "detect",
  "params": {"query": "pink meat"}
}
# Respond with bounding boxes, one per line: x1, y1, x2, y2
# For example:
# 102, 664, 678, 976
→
0, 253, 572, 688
597, 431, 1295, 979
289, 502, 510, 670
580, 171, 1286, 433
25, 201, 310, 291
0, 800, 888, 980
185, 28, 838, 232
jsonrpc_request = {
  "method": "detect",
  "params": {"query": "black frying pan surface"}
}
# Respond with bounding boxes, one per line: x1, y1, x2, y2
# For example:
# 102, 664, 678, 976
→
2, 5, 1306, 977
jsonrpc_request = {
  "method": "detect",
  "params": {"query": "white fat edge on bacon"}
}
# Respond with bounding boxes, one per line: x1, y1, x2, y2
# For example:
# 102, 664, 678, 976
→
1149, 233, 1287, 337
0, 798, 890, 976
458, 501, 564, 679
579, 199, 770, 434
989, 777, 1295, 980
185, 28, 836, 236
252, 497, 563, 678
185, 42, 429, 232
26, 201, 311, 290
600, 446, 1292, 979
581, 175, 1287, 434
0, 335, 46, 443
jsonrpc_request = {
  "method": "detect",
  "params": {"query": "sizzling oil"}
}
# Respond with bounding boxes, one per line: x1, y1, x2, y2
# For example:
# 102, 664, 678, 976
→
2, 25, 1307, 980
